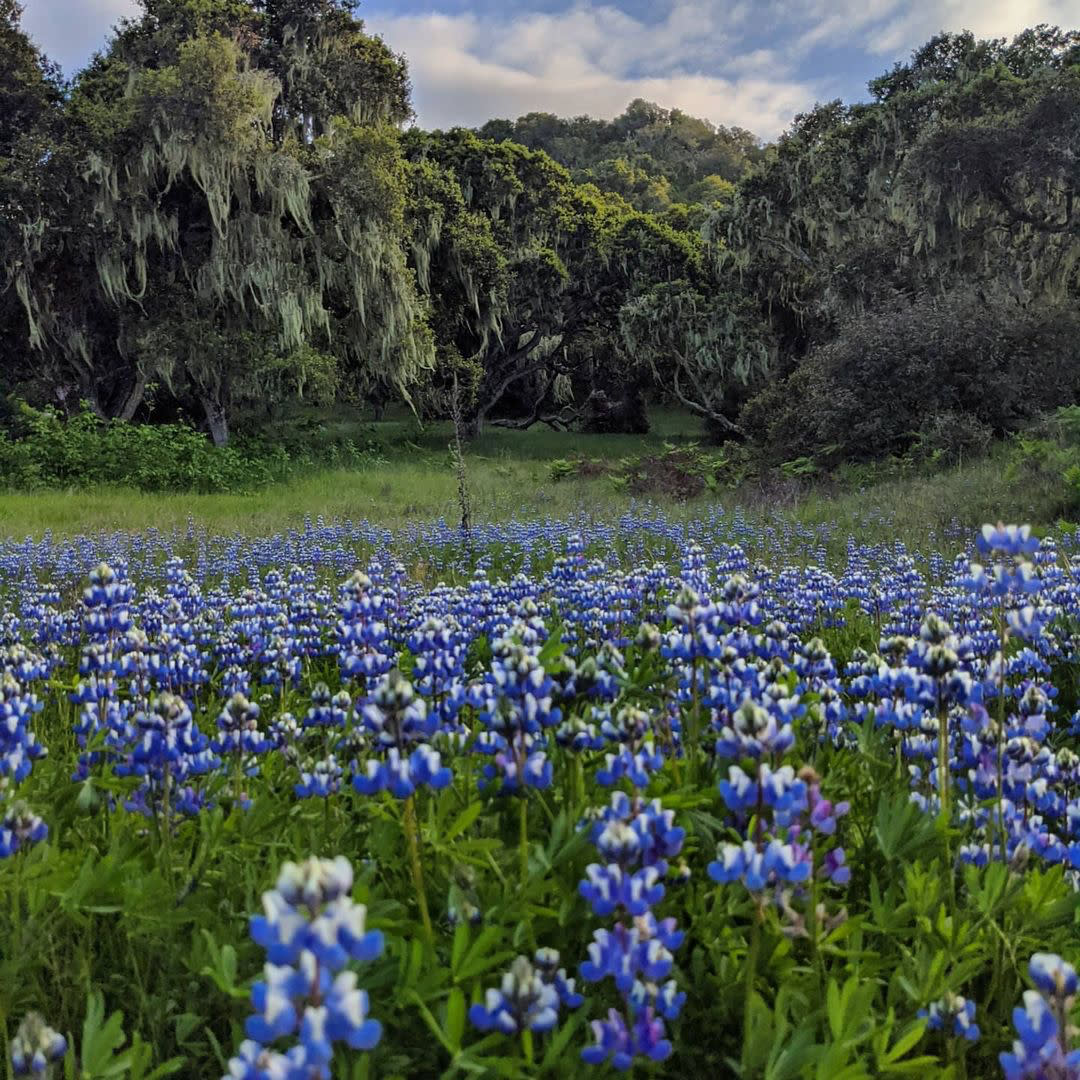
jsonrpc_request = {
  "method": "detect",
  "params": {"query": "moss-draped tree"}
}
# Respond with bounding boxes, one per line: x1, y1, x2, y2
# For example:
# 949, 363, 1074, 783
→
9, 0, 433, 444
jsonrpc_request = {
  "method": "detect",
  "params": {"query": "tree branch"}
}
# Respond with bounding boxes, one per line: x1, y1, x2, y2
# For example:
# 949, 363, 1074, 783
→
672, 367, 744, 436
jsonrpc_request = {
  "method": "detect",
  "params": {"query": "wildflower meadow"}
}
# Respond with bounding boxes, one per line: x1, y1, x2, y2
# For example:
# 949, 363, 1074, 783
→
3, 511, 1080, 1078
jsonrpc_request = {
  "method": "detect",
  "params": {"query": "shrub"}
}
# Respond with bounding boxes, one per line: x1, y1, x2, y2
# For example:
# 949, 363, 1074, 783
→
0, 402, 288, 493
745, 285, 1080, 464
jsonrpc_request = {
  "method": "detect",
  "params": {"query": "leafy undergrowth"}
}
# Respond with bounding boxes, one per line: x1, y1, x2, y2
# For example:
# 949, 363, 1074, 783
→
550, 443, 742, 499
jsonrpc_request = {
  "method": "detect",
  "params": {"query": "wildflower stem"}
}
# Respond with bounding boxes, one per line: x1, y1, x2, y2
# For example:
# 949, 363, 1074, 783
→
573, 754, 585, 810
937, 697, 954, 907
519, 795, 529, 888
689, 653, 700, 780
521, 1027, 534, 1066
161, 764, 173, 883
809, 870, 823, 999
741, 910, 762, 1076
996, 606, 1007, 866
403, 794, 433, 944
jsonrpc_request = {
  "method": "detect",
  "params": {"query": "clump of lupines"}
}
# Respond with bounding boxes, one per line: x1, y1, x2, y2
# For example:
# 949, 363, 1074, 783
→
1000, 953, 1080, 1079
469, 950, 582, 1036
0, 666, 49, 860
119, 692, 217, 819
964, 524, 1046, 859
351, 670, 451, 798
920, 992, 981, 1042
407, 615, 467, 727
286, 684, 353, 801
707, 686, 850, 907
0, 673, 46, 785
228, 856, 383, 1079
81, 561, 134, 645
10, 1012, 66, 1076
468, 627, 561, 794
212, 692, 270, 806
578, 713, 687, 1070
336, 572, 394, 691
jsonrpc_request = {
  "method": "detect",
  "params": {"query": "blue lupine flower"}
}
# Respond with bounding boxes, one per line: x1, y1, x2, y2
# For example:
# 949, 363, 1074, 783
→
304, 684, 351, 731
81, 562, 134, 640
351, 671, 451, 798
11, 1013, 67, 1076
212, 693, 270, 758
294, 756, 344, 800
977, 524, 1040, 558
714, 699, 795, 759
533, 947, 584, 1009
579, 863, 664, 917
233, 857, 382, 1079
1029, 953, 1078, 1000
468, 955, 566, 1035
0, 801, 48, 858
0, 675, 46, 785
920, 994, 980, 1041
579, 915, 684, 991
249, 857, 383, 970
352, 745, 451, 798
707, 838, 811, 890
223, 1039, 303, 1080
582, 1008, 672, 1070
121, 692, 217, 819
1000, 992, 1073, 1079
589, 793, 685, 871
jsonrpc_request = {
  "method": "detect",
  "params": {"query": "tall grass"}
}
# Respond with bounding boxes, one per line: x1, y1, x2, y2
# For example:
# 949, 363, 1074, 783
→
0, 411, 1072, 542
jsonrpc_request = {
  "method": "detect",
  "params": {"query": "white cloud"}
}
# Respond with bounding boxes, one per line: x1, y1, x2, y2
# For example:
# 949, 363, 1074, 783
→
790, 0, 1077, 54
21, 0, 1080, 138
368, 4, 819, 138
365, 0, 1080, 139
862, 0, 1079, 53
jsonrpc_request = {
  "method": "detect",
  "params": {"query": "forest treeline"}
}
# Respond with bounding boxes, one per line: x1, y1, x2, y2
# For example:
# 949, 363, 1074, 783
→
2, 0, 1080, 466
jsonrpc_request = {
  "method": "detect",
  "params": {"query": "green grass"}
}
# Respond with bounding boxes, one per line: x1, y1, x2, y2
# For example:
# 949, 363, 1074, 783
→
0, 409, 709, 535
0, 407, 1073, 543
791, 447, 1074, 547
0, 462, 650, 535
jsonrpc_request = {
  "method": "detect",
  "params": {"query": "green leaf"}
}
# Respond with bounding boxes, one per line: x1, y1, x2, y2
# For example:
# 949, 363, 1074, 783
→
445, 987, 466, 1052
446, 802, 482, 842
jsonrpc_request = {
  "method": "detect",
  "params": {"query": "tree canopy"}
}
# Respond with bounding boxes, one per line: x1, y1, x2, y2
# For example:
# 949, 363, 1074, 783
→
4, 0, 432, 443
711, 26, 1080, 461
2, 6, 1079, 458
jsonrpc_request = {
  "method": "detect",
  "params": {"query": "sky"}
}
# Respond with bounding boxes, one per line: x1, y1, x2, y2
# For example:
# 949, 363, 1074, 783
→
18, 0, 1080, 139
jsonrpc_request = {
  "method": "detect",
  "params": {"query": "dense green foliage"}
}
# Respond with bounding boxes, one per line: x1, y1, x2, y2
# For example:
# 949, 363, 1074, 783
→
0, 402, 286, 491
479, 98, 762, 214
719, 28, 1080, 461
0, 0, 764, 447
744, 286, 1080, 463
3, 2, 1080, 471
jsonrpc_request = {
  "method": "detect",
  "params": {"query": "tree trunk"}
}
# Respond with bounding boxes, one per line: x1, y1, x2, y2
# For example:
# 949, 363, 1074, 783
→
84, 389, 108, 421
117, 374, 146, 422
202, 397, 230, 447
460, 412, 482, 441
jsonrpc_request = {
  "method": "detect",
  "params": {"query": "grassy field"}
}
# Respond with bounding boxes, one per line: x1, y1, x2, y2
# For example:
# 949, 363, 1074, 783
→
0, 409, 707, 535
0, 407, 1071, 542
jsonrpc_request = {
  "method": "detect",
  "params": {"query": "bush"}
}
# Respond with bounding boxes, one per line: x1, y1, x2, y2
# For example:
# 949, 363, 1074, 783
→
745, 285, 1080, 464
0, 402, 289, 492
910, 410, 994, 466
549, 443, 747, 498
